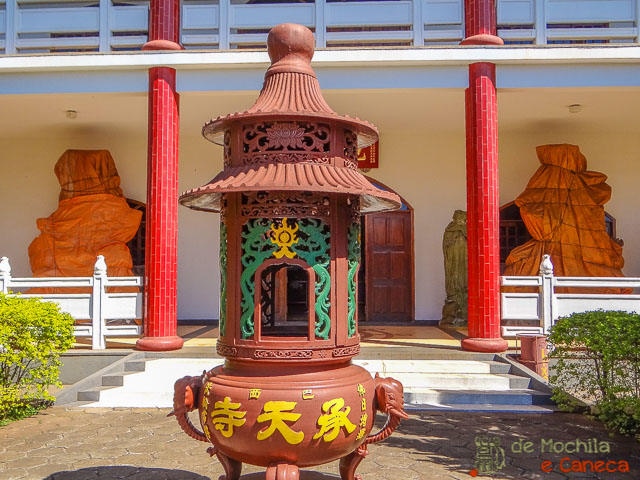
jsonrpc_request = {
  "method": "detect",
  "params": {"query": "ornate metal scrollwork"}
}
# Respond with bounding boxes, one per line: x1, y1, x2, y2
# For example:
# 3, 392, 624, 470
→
241, 122, 331, 165
254, 349, 313, 359
332, 345, 360, 357
223, 131, 232, 168
241, 192, 331, 218
343, 130, 358, 169
347, 219, 361, 338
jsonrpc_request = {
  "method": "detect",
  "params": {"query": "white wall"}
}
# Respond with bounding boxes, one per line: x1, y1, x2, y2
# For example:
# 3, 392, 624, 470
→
0, 102, 221, 320
1, 88, 638, 323
370, 128, 467, 320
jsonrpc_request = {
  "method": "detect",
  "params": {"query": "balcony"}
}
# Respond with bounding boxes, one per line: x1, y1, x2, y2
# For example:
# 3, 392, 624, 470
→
0, 0, 638, 55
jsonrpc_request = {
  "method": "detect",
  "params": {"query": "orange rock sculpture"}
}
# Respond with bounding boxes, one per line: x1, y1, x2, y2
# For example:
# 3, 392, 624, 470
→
28, 150, 141, 289
504, 144, 625, 288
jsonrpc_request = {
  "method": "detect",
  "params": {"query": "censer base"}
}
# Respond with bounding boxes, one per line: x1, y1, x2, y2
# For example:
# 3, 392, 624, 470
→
171, 361, 408, 480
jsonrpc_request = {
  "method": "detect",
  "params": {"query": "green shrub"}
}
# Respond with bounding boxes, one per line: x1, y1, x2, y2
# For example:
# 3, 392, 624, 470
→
0, 293, 75, 422
548, 310, 640, 440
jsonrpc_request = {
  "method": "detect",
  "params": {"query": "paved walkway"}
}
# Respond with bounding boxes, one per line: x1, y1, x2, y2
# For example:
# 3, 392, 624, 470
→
1, 407, 638, 480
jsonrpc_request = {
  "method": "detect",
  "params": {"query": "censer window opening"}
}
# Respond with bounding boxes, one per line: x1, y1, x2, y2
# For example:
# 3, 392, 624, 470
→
260, 264, 310, 338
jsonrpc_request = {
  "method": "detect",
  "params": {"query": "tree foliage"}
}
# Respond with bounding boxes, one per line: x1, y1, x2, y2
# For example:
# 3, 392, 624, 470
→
548, 310, 640, 440
0, 293, 75, 422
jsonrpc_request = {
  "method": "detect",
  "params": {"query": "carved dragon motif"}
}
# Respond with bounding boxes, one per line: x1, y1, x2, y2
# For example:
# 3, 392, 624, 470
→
168, 373, 208, 443
339, 374, 409, 480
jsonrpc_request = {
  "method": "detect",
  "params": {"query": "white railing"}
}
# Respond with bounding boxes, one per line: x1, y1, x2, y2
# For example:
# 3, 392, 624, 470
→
501, 254, 640, 337
0, 255, 143, 350
0, 0, 637, 54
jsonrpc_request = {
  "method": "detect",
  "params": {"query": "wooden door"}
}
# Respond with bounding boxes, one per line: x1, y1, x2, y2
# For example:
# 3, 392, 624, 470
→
364, 210, 414, 322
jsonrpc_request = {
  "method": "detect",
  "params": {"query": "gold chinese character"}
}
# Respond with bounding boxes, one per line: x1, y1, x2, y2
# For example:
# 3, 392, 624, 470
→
249, 389, 262, 400
201, 409, 208, 426
211, 397, 247, 438
357, 384, 366, 397
204, 424, 211, 440
359, 414, 368, 428
361, 398, 366, 411
257, 401, 305, 445
203, 382, 212, 396
202, 396, 209, 410
356, 428, 366, 440
302, 390, 314, 400
313, 398, 357, 442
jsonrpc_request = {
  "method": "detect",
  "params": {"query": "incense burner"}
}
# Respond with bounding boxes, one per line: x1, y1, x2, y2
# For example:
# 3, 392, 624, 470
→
171, 23, 407, 480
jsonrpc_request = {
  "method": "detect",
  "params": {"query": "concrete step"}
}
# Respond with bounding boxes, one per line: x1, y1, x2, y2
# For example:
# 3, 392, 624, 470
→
92, 359, 523, 393
405, 388, 553, 406
77, 386, 118, 402
355, 359, 510, 375
74, 356, 551, 412
405, 403, 558, 413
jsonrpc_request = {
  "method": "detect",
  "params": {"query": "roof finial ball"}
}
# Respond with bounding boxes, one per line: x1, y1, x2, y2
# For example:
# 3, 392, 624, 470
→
266, 23, 315, 76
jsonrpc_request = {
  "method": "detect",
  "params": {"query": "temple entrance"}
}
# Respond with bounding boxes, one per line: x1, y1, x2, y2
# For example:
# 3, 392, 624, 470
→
359, 180, 414, 323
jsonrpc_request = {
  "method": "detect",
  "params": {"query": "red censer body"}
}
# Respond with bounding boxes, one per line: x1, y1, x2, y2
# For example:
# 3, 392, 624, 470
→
171, 23, 408, 480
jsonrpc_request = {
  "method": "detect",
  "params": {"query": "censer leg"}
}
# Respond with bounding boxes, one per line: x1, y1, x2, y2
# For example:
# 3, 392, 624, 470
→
339, 448, 366, 480
209, 448, 242, 480
265, 462, 300, 480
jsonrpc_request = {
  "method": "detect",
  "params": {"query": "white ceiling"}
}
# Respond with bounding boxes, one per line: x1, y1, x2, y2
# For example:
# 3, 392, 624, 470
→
0, 86, 637, 140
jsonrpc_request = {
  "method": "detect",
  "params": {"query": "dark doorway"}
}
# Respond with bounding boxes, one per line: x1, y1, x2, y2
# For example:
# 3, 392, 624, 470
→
359, 179, 414, 323
259, 263, 310, 338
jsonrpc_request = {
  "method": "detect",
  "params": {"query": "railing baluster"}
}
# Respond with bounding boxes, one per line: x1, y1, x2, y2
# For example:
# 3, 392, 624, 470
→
6, 0, 16, 54
539, 255, 554, 334
636, 0, 640, 42
219, 0, 229, 50
0, 257, 10, 294
99, 0, 110, 52
413, 0, 424, 46
315, 0, 326, 49
536, 0, 547, 44
91, 256, 108, 350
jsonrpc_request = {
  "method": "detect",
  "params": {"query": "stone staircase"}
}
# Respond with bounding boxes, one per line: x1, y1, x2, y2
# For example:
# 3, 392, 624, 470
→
57, 350, 555, 413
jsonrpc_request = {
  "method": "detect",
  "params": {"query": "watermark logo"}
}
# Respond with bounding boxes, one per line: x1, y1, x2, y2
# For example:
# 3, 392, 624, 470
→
469, 436, 631, 476
471, 436, 506, 475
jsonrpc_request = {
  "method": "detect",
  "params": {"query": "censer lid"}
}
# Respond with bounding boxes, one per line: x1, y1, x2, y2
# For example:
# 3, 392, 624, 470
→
180, 23, 401, 213
202, 23, 378, 149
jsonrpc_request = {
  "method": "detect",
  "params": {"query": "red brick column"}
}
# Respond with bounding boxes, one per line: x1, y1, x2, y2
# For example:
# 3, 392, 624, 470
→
136, 0, 184, 351
461, 0, 508, 353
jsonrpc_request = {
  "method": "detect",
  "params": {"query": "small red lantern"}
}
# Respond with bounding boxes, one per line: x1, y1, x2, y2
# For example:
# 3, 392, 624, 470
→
171, 23, 407, 480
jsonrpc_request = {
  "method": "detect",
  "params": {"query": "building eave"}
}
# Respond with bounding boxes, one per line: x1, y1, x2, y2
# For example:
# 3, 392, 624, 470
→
0, 45, 639, 74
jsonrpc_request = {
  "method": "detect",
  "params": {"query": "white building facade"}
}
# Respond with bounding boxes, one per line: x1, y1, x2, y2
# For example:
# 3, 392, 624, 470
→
1, 0, 639, 349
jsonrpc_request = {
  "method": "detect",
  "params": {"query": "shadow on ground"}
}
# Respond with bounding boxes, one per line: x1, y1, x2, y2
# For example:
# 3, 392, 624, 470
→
380, 411, 640, 479
44, 466, 340, 480
44, 466, 211, 479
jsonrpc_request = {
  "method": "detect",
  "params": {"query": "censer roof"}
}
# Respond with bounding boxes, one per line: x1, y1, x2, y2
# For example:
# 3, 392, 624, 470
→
180, 23, 401, 214
179, 163, 401, 213
201, 24, 377, 149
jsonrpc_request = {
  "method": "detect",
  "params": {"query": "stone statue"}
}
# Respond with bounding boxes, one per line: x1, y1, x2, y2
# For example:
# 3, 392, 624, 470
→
440, 210, 468, 326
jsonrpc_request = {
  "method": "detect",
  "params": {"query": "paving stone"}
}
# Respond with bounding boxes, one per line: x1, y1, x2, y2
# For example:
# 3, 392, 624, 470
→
1, 407, 639, 479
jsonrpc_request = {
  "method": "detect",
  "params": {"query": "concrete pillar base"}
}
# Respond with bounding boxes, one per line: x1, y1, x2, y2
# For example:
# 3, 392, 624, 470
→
461, 337, 508, 353
136, 335, 184, 351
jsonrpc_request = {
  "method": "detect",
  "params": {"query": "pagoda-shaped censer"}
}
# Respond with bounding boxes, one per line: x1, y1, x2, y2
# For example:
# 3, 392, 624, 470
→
171, 23, 408, 480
